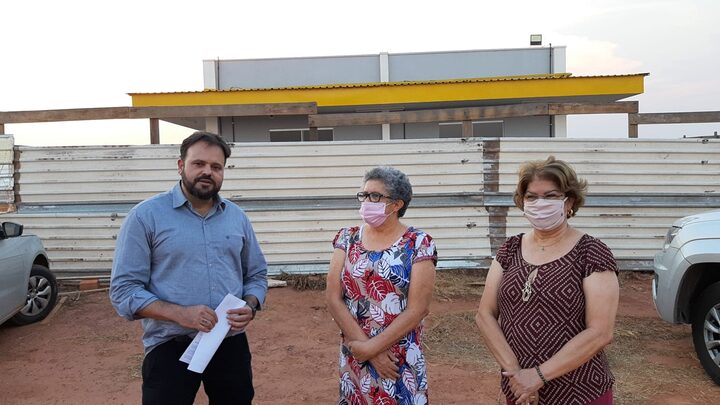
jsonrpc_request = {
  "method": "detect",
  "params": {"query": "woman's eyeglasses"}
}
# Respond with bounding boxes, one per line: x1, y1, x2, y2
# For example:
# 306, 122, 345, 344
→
523, 192, 565, 203
356, 192, 393, 202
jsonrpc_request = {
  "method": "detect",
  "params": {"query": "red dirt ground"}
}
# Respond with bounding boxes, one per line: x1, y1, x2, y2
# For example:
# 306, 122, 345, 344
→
1, 272, 719, 404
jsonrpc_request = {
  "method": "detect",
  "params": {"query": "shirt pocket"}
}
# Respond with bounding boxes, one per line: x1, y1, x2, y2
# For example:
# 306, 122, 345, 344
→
213, 230, 246, 258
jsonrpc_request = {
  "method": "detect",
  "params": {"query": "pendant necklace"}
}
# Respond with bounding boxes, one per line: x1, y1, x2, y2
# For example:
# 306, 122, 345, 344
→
537, 239, 562, 251
534, 230, 566, 251
521, 268, 538, 302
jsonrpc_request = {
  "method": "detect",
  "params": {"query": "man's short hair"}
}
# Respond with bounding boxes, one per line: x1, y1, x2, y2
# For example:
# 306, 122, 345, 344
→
180, 131, 232, 162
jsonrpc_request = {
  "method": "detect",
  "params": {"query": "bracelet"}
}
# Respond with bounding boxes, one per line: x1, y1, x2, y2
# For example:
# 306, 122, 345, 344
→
534, 365, 548, 385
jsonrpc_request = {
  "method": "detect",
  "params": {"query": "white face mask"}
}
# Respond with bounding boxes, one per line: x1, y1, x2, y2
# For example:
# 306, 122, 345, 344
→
523, 197, 568, 230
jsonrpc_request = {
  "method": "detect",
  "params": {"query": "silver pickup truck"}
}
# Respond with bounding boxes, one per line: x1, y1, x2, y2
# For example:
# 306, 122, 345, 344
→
653, 209, 720, 385
0, 221, 57, 326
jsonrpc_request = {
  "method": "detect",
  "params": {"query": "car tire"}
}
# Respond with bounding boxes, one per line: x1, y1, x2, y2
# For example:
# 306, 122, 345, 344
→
691, 281, 720, 385
10, 264, 58, 326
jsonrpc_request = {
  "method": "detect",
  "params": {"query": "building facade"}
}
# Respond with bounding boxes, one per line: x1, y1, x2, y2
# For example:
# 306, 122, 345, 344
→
130, 47, 645, 142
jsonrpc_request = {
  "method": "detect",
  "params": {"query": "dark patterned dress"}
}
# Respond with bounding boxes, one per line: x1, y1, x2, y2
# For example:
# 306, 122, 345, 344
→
333, 226, 437, 405
496, 233, 618, 405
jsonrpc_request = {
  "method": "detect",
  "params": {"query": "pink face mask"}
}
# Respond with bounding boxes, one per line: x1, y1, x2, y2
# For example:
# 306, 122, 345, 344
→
523, 197, 568, 230
359, 201, 391, 227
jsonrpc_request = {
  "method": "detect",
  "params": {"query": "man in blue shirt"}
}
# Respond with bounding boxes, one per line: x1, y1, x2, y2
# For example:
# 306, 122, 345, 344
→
110, 131, 267, 405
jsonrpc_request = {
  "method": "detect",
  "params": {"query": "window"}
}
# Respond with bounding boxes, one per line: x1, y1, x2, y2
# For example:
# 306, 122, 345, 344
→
438, 121, 503, 138
269, 128, 333, 142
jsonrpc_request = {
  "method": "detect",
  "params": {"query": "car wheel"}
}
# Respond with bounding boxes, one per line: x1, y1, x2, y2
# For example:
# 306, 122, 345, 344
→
691, 282, 720, 385
10, 264, 58, 326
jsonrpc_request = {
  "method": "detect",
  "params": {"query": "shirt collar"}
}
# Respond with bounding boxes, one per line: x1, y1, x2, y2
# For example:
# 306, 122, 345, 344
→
171, 181, 226, 211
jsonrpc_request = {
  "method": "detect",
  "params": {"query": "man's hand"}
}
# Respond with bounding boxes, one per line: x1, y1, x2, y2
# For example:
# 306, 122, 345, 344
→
176, 305, 218, 333
226, 305, 254, 332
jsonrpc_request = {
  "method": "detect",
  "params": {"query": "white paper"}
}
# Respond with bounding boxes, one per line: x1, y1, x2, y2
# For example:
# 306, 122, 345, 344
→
179, 294, 246, 373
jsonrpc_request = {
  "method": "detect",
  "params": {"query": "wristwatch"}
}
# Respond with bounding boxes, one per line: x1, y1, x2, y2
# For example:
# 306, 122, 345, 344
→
249, 303, 257, 319
244, 297, 259, 319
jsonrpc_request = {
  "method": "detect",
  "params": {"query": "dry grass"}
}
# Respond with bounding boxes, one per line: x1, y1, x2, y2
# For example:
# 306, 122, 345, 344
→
423, 310, 498, 372
274, 267, 487, 294
434, 269, 487, 301
128, 353, 144, 379
274, 272, 327, 291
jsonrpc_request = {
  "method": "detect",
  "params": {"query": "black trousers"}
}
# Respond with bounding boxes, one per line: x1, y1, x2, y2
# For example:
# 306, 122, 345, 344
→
142, 333, 254, 405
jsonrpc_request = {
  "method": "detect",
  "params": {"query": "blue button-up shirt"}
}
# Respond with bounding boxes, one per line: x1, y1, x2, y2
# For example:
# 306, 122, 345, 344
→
110, 182, 268, 353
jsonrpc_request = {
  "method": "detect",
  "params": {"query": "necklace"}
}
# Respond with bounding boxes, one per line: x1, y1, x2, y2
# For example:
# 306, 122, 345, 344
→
533, 229, 567, 251
536, 238, 562, 251
521, 268, 538, 302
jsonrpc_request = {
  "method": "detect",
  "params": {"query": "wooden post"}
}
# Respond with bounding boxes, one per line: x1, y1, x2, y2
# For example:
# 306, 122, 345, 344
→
628, 124, 638, 138
150, 118, 160, 144
0, 123, 4, 135
462, 120, 473, 138
628, 113, 639, 138
306, 127, 319, 141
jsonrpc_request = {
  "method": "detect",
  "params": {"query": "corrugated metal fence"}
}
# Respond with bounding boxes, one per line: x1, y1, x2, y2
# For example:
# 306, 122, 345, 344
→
1, 135, 718, 276
0, 135, 13, 211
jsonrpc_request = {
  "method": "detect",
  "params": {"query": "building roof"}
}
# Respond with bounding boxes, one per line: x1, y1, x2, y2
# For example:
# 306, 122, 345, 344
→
129, 73, 647, 110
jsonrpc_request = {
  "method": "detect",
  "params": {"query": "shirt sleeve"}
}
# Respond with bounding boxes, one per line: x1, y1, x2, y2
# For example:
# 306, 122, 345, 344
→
332, 227, 350, 251
240, 215, 268, 308
494, 236, 513, 270
109, 208, 159, 321
412, 231, 438, 266
582, 237, 619, 277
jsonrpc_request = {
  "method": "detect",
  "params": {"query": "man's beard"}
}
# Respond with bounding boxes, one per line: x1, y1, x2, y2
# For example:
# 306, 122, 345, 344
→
181, 171, 221, 201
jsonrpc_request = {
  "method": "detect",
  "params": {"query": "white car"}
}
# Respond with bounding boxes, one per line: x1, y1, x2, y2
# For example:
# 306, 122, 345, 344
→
0, 221, 57, 326
653, 209, 720, 384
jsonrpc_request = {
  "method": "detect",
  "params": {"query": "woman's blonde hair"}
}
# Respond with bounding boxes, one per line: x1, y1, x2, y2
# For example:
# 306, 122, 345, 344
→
512, 156, 588, 217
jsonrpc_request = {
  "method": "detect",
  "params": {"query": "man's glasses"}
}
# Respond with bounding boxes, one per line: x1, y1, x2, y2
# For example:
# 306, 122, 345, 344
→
357, 192, 393, 202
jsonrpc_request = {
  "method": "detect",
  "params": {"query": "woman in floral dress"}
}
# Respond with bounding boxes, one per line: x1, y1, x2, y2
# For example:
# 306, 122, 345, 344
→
326, 166, 437, 405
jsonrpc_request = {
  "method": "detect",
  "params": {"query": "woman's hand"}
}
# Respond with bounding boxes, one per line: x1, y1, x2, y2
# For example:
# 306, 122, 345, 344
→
502, 368, 543, 404
348, 340, 377, 362
349, 340, 399, 379
369, 350, 400, 380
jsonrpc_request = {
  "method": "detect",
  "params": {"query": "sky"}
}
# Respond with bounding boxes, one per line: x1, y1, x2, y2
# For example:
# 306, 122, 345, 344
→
2, 0, 718, 146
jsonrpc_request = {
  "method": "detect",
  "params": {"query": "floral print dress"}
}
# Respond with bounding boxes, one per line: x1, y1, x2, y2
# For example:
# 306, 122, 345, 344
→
333, 225, 438, 405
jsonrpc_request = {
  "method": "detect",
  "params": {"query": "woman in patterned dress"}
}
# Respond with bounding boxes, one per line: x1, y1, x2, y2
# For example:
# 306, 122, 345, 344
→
326, 166, 437, 405
476, 156, 619, 405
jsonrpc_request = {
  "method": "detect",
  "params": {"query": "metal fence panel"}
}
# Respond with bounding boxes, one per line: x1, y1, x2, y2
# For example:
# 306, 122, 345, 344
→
0, 135, 13, 206
2, 138, 719, 275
